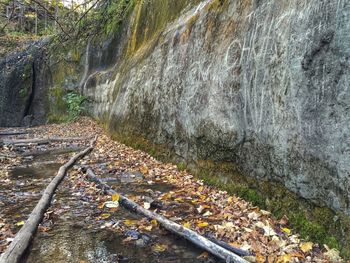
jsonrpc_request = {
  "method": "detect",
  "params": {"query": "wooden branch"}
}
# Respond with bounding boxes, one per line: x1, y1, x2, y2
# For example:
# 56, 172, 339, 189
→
21, 146, 85, 157
3, 136, 90, 145
3, 138, 50, 145
0, 137, 97, 263
0, 131, 30, 136
84, 168, 249, 263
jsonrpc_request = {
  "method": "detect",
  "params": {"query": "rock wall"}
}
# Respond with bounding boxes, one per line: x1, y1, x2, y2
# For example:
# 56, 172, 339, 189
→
83, 0, 350, 214
0, 41, 50, 127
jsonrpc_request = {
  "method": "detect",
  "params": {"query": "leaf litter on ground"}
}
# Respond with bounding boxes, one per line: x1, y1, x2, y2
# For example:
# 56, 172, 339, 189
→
0, 117, 345, 262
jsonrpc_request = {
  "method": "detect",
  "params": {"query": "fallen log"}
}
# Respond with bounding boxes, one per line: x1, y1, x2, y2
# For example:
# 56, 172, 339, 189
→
3, 136, 91, 146
21, 146, 85, 157
50, 136, 92, 142
85, 168, 249, 263
0, 131, 30, 136
3, 138, 50, 145
0, 137, 97, 263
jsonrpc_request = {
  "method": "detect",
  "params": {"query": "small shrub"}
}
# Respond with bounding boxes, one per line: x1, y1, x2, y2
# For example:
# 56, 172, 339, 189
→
64, 92, 86, 121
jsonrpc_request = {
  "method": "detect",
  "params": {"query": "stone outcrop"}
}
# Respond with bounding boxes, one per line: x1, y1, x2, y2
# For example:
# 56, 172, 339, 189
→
0, 40, 50, 127
81, 0, 350, 215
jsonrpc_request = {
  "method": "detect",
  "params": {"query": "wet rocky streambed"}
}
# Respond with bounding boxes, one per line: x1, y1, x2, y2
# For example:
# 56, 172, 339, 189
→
1, 154, 218, 263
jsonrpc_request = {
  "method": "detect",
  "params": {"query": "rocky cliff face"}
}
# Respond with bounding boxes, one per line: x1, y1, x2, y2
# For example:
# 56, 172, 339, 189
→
81, 0, 350, 215
0, 40, 50, 127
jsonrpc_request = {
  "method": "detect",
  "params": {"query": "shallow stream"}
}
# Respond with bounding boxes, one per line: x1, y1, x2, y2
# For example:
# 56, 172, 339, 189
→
1, 159, 218, 263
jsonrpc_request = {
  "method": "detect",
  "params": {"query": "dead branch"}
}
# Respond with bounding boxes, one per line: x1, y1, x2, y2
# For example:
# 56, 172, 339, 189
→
0, 137, 97, 263
84, 168, 249, 263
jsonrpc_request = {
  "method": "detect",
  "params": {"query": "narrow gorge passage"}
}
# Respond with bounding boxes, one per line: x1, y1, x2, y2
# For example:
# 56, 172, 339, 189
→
0, 118, 343, 262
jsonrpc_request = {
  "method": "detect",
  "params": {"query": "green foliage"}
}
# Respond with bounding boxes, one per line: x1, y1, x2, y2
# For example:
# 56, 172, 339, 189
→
103, 0, 135, 35
19, 87, 28, 98
47, 89, 86, 123
64, 92, 86, 121
177, 162, 187, 171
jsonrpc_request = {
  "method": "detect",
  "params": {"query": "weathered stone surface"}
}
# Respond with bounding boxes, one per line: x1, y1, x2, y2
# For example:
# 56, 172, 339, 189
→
0, 40, 50, 127
82, 0, 350, 215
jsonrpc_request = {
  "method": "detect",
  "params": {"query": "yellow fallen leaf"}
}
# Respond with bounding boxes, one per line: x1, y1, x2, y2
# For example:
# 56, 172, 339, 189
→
174, 198, 184, 203
101, 214, 111, 219
124, 219, 138, 226
16, 221, 25, 226
112, 193, 120, 202
151, 219, 158, 226
299, 242, 313, 253
143, 225, 153, 231
183, 222, 191, 228
282, 228, 291, 235
276, 254, 292, 263
152, 243, 168, 253
197, 221, 209, 228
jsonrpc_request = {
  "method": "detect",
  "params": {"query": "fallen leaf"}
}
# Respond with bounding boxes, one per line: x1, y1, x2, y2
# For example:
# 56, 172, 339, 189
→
224, 222, 235, 229
144, 202, 151, 210
104, 201, 119, 208
183, 222, 191, 228
299, 242, 313, 253
175, 197, 184, 203
140, 166, 149, 174
197, 205, 204, 213
203, 211, 212, 217
112, 193, 120, 202
282, 228, 291, 235
248, 211, 260, 220
124, 219, 138, 226
197, 252, 209, 258
276, 254, 291, 263
324, 248, 342, 261
260, 210, 271, 216
16, 221, 25, 226
101, 213, 111, 219
279, 215, 289, 226
255, 221, 276, 236
152, 243, 168, 253
151, 219, 158, 226
143, 225, 153, 231
197, 221, 209, 228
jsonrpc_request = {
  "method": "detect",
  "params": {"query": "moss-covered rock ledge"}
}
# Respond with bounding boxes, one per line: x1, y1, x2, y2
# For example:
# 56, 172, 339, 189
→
110, 130, 350, 258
